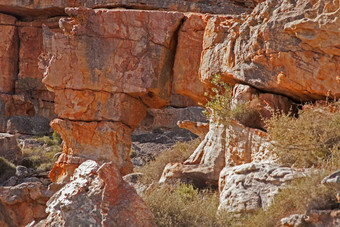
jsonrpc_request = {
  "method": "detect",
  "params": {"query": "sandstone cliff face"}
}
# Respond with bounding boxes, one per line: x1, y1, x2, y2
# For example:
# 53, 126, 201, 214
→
0, 14, 58, 135
200, 0, 340, 102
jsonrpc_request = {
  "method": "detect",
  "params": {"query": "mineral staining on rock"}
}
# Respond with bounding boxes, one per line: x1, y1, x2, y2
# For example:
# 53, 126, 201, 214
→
200, 0, 340, 102
42, 8, 189, 182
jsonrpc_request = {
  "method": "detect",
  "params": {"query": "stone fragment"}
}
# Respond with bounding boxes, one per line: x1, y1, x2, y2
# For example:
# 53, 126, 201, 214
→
0, 14, 18, 93
0, 182, 52, 227
49, 119, 133, 183
0, 133, 22, 164
42, 8, 184, 108
280, 214, 310, 227
218, 163, 304, 213
177, 120, 209, 140
54, 89, 147, 129
160, 120, 274, 187
200, 0, 340, 101
42, 160, 155, 226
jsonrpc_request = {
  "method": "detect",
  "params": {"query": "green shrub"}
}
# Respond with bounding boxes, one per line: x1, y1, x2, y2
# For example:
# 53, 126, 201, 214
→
135, 139, 201, 184
0, 157, 16, 183
241, 169, 337, 227
143, 182, 235, 227
203, 74, 247, 125
265, 101, 340, 168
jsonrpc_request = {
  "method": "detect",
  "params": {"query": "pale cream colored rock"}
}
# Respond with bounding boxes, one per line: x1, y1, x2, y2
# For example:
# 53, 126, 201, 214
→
160, 120, 275, 187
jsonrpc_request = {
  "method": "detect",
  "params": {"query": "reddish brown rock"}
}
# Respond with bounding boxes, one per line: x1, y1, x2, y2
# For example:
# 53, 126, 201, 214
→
173, 13, 209, 104
0, 182, 51, 227
49, 119, 133, 183
0, 94, 35, 118
0, 14, 18, 94
200, 0, 340, 101
43, 8, 184, 108
54, 89, 147, 129
42, 160, 155, 226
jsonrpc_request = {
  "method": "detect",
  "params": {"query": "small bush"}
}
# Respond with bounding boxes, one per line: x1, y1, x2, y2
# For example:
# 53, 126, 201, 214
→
265, 101, 340, 168
241, 169, 338, 227
135, 139, 201, 184
143, 182, 235, 227
0, 157, 16, 183
203, 74, 247, 125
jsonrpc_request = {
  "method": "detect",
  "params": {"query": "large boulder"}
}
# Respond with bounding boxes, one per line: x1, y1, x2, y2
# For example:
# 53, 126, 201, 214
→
200, 0, 340, 102
218, 163, 304, 213
40, 160, 155, 226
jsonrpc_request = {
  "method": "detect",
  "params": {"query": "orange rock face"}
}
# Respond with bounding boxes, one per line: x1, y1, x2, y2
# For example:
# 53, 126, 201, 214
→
54, 90, 147, 129
50, 119, 133, 182
0, 14, 18, 94
200, 0, 340, 101
173, 13, 209, 104
43, 8, 184, 108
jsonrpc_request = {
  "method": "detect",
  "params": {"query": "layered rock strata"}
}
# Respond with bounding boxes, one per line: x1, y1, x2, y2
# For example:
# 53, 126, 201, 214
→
200, 0, 340, 101
42, 7, 194, 182
0, 14, 59, 135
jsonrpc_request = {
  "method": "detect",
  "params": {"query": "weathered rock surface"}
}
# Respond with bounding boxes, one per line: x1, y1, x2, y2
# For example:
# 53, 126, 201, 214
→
159, 120, 274, 187
200, 0, 340, 102
0, 182, 52, 227
218, 163, 304, 213
41, 160, 155, 226
0, 133, 22, 164
54, 90, 147, 129
49, 119, 133, 183
173, 13, 209, 104
0, 14, 18, 94
0, 0, 249, 20
43, 7, 184, 108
